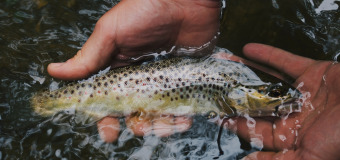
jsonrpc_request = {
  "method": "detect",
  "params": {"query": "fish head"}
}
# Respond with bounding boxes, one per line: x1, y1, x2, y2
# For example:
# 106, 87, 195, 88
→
225, 83, 301, 116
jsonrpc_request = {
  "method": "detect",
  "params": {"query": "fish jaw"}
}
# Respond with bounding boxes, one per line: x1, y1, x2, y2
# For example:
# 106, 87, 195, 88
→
222, 86, 301, 117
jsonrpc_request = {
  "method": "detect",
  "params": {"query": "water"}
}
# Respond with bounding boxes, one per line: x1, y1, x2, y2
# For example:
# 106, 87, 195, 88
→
0, 0, 339, 159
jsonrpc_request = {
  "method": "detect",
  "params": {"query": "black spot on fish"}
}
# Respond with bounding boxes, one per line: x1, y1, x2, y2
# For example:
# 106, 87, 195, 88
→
186, 94, 190, 98
186, 86, 189, 90
129, 71, 133, 74
180, 95, 184, 99
203, 74, 206, 77
146, 77, 150, 81
165, 78, 169, 82
172, 89, 176, 93
76, 85, 80, 90
145, 69, 149, 72
189, 89, 192, 93
102, 76, 106, 80
95, 79, 99, 82
233, 80, 237, 85
162, 94, 165, 98
71, 90, 74, 94
118, 84, 121, 88
90, 94, 93, 98
93, 86, 97, 90
63, 90, 68, 94
182, 82, 185, 86
98, 82, 101, 87
104, 82, 108, 87
113, 75, 117, 78
153, 78, 157, 82
135, 80, 139, 84
203, 84, 207, 88
119, 77, 122, 81
124, 73, 127, 77
176, 84, 180, 87
203, 95, 206, 99
151, 70, 155, 74
180, 88, 183, 92
167, 92, 170, 97
124, 81, 128, 85
178, 78, 182, 81
110, 80, 114, 84
49, 94, 53, 98
170, 98, 173, 101
199, 86, 203, 91
175, 97, 178, 100
105, 91, 108, 95
154, 91, 158, 94
116, 97, 120, 100
159, 75, 164, 80
81, 83, 85, 88
164, 84, 167, 88
208, 84, 212, 88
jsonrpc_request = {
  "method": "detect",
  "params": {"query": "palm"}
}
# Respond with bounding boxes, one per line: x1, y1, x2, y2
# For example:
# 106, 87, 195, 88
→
236, 44, 340, 160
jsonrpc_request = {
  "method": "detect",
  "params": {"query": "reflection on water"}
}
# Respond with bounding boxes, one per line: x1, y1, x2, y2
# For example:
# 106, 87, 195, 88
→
0, 0, 339, 159
218, 0, 339, 61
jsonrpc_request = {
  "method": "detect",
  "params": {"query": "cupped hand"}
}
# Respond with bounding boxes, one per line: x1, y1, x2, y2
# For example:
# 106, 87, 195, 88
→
47, 0, 220, 143
230, 43, 340, 160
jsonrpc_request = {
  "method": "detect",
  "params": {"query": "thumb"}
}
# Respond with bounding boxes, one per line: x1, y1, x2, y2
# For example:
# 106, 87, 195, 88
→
242, 150, 298, 160
48, 10, 117, 80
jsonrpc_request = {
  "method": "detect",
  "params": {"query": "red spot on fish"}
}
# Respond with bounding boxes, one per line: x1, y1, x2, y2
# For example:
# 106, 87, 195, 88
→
113, 88, 116, 90
143, 83, 146, 86
126, 94, 128, 96
98, 91, 101, 93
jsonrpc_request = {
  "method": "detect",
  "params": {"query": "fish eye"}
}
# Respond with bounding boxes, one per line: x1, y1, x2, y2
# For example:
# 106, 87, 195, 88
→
268, 85, 283, 97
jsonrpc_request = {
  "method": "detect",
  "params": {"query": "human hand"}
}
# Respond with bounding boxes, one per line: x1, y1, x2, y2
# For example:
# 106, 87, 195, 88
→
228, 43, 340, 160
47, 0, 220, 80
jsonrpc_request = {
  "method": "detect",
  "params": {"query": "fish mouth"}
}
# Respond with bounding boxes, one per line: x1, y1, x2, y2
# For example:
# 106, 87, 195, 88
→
275, 99, 301, 115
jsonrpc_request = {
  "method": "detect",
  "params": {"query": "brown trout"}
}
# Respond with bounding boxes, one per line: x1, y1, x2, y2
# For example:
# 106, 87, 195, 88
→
31, 53, 300, 120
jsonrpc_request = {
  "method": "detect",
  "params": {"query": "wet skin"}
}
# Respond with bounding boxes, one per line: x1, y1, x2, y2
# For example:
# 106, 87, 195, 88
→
47, 0, 340, 159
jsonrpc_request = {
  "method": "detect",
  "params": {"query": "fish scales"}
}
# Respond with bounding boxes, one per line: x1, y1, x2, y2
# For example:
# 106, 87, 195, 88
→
31, 55, 299, 119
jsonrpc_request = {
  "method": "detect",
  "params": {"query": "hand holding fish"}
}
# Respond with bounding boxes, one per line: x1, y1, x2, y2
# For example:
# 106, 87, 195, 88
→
47, 0, 220, 80
96, 43, 340, 160
230, 43, 340, 160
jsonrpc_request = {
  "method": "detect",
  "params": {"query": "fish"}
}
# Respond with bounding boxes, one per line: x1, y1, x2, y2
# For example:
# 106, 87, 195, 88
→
31, 53, 300, 120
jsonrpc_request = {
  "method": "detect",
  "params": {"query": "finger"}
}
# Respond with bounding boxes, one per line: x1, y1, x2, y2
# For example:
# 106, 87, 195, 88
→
126, 115, 153, 137
242, 150, 297, 160
225, 116, 301, 151
97, 117, 120, 143
243, 43, 315, 79
152, 115, 175, 137
214, 52, 286, 80
174, 116, 192, 133
48, 8, 118, 80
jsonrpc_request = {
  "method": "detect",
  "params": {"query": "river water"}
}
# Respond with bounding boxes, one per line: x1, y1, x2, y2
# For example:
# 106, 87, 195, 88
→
0, 0, 339, 159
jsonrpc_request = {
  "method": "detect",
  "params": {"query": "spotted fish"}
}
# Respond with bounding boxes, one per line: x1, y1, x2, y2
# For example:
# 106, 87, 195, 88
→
31, 53, 300, 120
